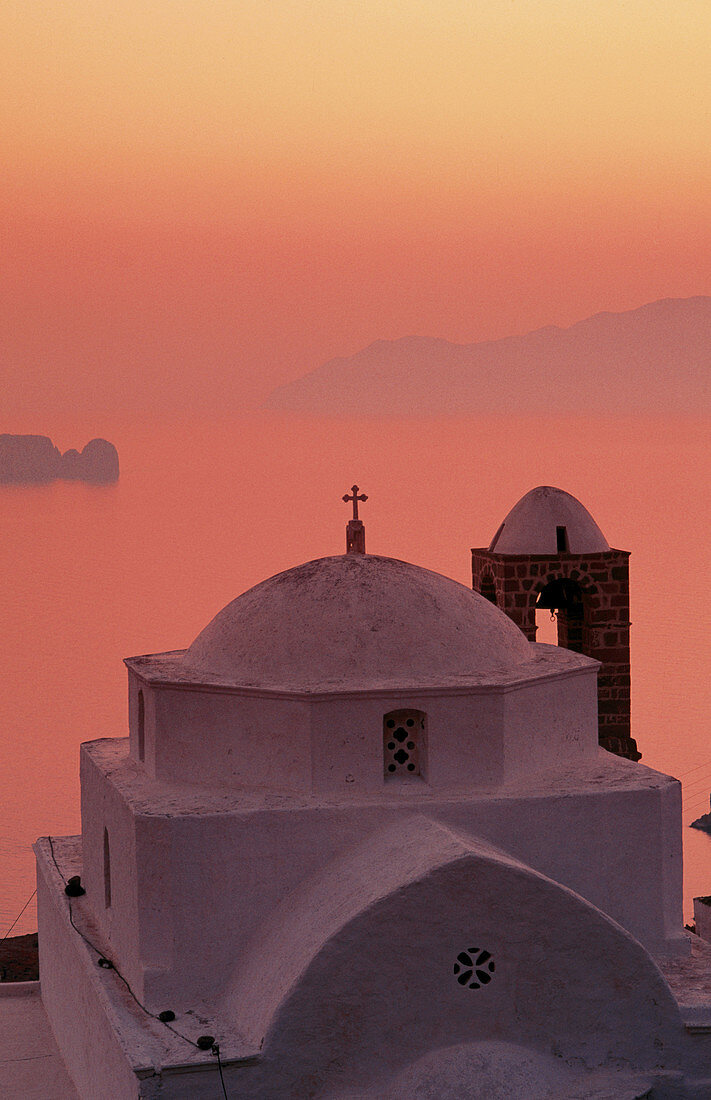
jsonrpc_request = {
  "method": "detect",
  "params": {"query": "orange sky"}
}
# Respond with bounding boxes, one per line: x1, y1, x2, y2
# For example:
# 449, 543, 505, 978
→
2, 1, 710, 420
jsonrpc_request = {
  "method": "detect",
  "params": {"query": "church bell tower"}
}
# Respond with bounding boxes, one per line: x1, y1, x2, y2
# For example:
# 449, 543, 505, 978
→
472, 486, 639, 761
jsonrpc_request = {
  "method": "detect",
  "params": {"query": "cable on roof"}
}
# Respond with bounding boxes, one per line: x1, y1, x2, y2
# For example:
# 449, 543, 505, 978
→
46, 837, 231, 1093
214, 1043, 229, 1100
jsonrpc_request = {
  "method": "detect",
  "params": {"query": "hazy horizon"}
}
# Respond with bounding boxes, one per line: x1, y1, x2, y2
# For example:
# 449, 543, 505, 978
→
3, 292, 711, 428
3, 3, 711, 422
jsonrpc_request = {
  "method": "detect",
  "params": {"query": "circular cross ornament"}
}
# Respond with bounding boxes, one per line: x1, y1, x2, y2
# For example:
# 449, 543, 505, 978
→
453, 947, 495, 989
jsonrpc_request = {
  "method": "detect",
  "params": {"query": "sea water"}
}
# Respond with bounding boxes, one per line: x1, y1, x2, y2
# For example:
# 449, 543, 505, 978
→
1, 412, 710, 934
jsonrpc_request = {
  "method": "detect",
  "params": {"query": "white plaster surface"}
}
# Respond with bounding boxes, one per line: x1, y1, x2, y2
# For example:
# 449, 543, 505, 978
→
489, 484, 611, 554
328, 1042, 657, 1099
74, 735, 686, 1021
0, 983, 78, 1099
661, 934, 711, 1025
220, 818, 686, 1097
35, 805, 701, 1099
35, 835, 257, 1100
30, 543, 711, 1097
123, 658, 599, 793
122, 553, 601, 795
182, 553, 536, 689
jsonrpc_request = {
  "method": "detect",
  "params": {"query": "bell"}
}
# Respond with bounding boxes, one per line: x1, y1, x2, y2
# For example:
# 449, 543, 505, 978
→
536, 577, 581, 612
535, 587, 559, 611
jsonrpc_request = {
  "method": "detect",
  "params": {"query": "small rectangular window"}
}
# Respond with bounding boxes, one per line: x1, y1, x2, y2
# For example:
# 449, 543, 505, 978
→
556, 525, 569, 552
384, 709, 426, 779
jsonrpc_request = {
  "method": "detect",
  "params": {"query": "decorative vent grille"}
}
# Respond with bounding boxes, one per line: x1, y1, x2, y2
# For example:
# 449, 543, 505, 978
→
453, 947, 495, 989
383, 709, 426, 778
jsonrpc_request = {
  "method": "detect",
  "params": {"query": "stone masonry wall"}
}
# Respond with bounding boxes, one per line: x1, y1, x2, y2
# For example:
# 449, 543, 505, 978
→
472, 548, 639, 761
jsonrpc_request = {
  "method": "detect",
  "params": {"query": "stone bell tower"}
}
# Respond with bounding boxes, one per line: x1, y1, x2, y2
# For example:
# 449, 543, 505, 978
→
472, 486, 639, 761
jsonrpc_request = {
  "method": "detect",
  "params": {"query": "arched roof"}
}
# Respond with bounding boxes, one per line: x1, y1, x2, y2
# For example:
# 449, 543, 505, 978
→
183, 553, 534, 691
220, 817, 682, 1084
489, 486, 610, 555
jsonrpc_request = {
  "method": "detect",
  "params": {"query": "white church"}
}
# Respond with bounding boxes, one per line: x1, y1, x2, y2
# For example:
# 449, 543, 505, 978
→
27, 487, 711, 1097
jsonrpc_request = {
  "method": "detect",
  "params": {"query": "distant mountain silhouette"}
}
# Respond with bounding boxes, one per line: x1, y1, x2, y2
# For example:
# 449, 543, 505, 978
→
264, 297, 711, 415
0, 436, 119, 484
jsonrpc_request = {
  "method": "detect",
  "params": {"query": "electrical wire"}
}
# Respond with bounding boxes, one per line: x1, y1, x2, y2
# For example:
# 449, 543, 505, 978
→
682, 786, 711, 804
1, 888, 37, 941
682, 796, 711, 810
678, 759, 711, 778
46, 837, 231, 1094
682, 788, 711, 804
681, 785, 711, 803
214, 1043, 229, 1100
47, 839, 197, 1043
682, 796, 711, 816
683, 791, 711, 806
680, 770, 711, 790
682, 787, 711, 805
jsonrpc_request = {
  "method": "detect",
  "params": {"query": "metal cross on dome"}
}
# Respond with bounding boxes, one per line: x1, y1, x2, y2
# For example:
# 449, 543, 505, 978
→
343, 484, 367, 520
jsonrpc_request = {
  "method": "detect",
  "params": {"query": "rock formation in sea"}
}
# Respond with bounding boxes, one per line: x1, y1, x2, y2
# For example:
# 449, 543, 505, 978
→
691, 800, 711, 832
0, 435, 119, 484
58, 438, 119, 482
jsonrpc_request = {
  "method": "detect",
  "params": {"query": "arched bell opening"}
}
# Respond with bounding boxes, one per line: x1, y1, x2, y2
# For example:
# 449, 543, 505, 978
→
534, 605, 558, 645
535, 578, 586, 654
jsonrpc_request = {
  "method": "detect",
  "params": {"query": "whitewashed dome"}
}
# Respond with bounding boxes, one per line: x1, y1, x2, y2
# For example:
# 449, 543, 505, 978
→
183, 553, 534, 691
490, 486, 610, 555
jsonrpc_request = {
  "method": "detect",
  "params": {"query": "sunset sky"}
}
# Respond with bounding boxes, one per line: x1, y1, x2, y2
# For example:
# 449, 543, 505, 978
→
2, 1, 710, 420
